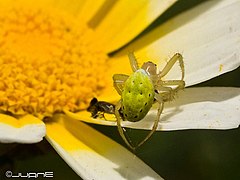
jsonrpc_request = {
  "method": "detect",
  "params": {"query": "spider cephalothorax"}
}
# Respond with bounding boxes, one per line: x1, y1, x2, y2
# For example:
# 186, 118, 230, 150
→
113, 52, 185, 150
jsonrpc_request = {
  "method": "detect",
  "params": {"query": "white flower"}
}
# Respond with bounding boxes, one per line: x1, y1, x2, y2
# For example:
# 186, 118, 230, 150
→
0, 0, 239, 179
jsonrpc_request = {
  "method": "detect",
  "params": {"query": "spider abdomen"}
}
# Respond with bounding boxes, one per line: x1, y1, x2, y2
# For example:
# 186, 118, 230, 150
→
121, 69, 155, 122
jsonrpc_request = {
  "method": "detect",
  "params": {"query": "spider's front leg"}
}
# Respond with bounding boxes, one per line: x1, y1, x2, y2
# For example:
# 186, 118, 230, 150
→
160, 53, 185, 81
156, 53, 185, 101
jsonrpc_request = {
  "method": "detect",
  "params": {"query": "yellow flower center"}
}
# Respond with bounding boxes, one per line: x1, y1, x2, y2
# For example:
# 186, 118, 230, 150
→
0, 6, 108, 119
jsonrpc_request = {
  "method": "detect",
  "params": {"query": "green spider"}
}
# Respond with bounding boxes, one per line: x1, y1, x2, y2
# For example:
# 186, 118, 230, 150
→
113, 52, 185, 150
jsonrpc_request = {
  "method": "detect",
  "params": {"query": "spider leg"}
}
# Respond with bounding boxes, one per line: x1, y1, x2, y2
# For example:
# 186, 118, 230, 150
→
116, 94, 164, 150
128, 52, 139, 72
134, 93, 164, 149
112, 74, 129, 95
156, 80, 184, 102
159, 53, 184, 80
115, 100, 135, 150
155, 86, 175, 102
162, 80, 185, 91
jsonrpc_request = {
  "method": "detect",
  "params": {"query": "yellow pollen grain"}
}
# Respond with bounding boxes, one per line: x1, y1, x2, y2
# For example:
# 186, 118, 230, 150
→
0, 6, 108, 119
219, 64, 223, 72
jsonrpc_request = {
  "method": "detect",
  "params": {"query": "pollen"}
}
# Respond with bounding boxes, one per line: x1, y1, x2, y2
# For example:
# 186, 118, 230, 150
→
0, 6, 108, 119
219, 64, 223, 72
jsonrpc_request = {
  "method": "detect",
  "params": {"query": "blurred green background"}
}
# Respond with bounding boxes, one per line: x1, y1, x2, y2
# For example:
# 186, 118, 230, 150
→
0, 1, 240, 180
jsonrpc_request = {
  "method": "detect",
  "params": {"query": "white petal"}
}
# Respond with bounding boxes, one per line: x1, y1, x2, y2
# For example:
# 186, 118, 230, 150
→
124, 0, 240, 86
46, 115, 163, 180
66, 87, 240, 131
122, 87, 240, 130
0, 114, 46, 143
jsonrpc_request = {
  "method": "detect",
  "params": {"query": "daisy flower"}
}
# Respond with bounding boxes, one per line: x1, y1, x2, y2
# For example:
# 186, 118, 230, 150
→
0, 0, 239, 179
